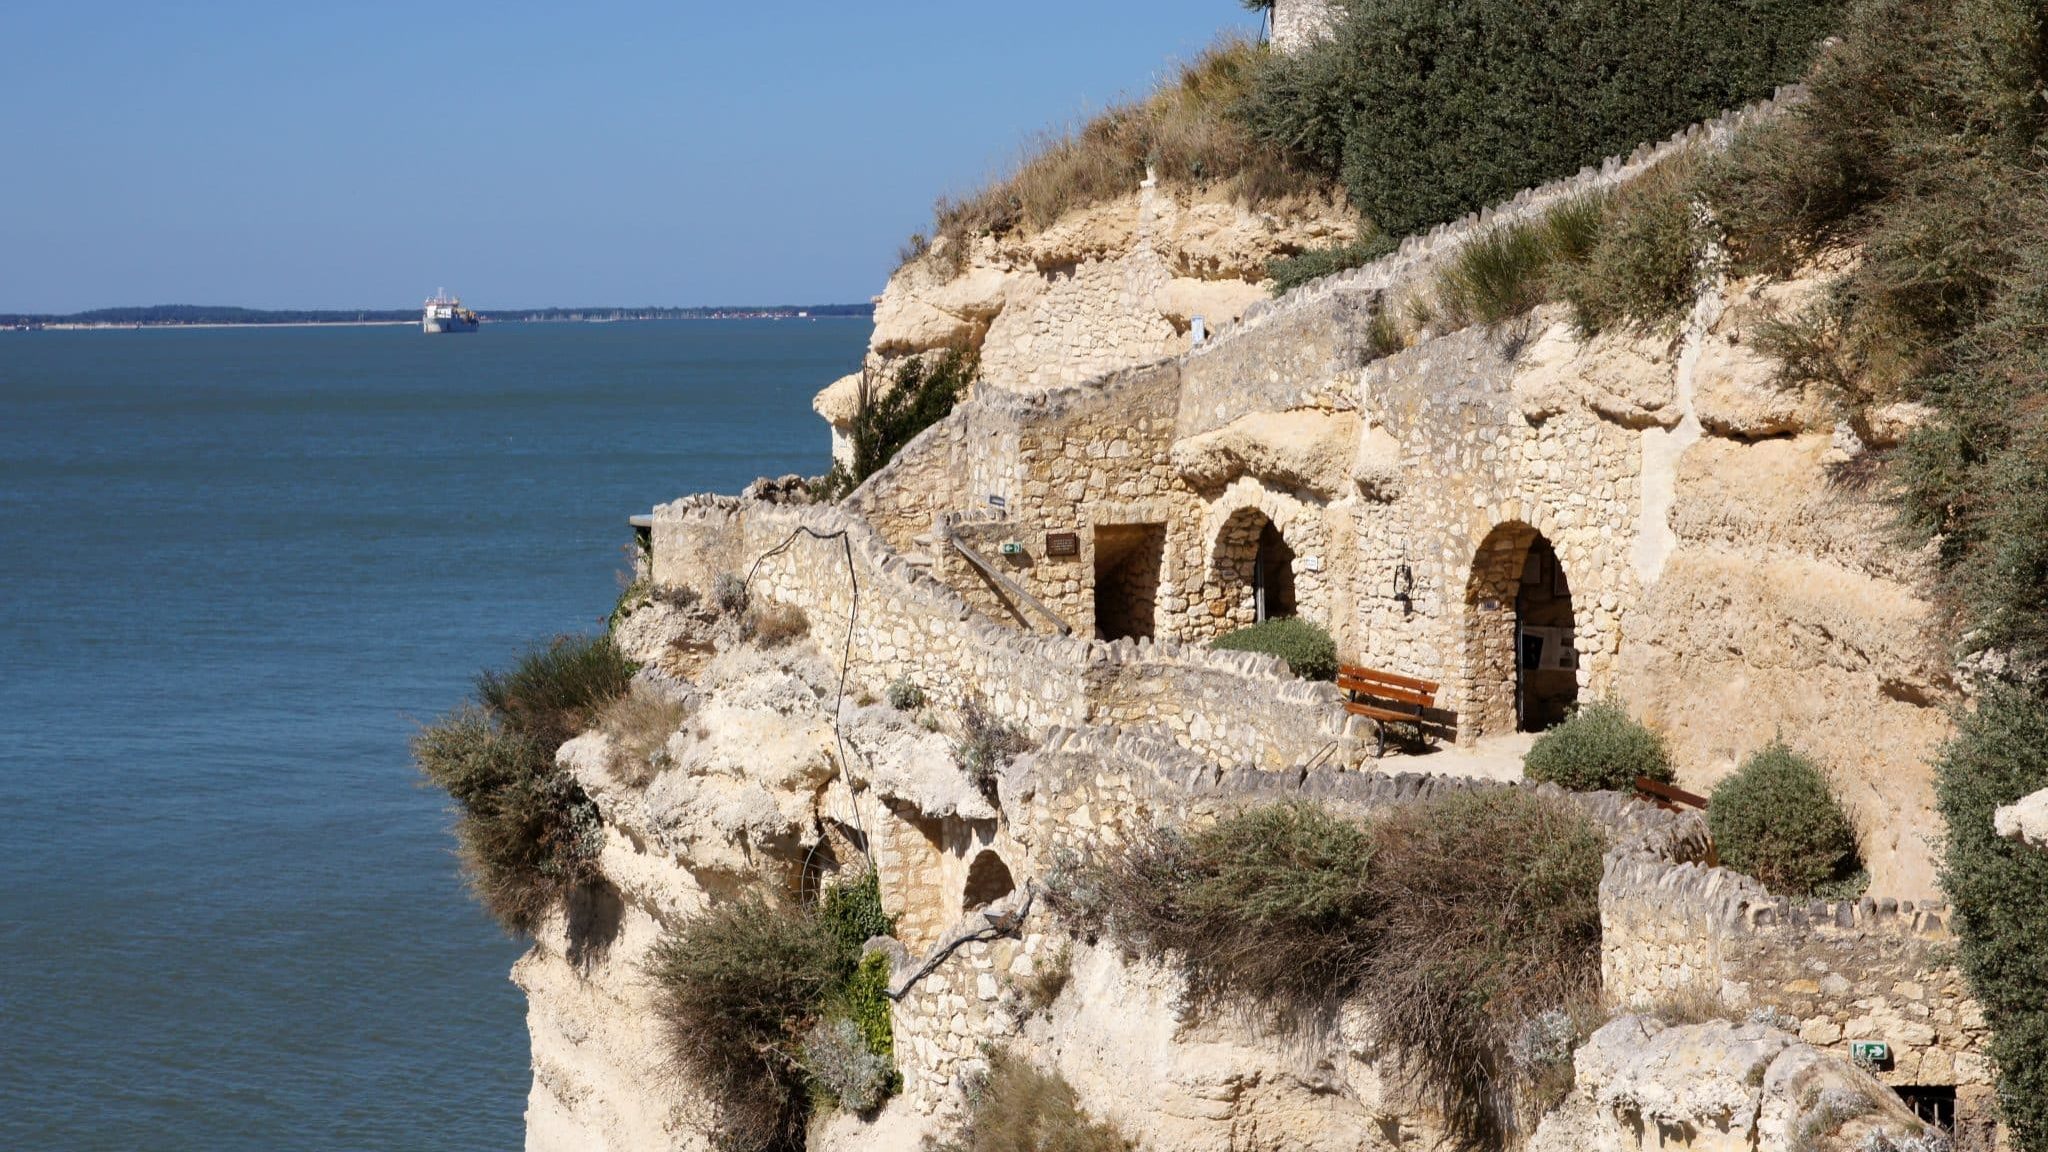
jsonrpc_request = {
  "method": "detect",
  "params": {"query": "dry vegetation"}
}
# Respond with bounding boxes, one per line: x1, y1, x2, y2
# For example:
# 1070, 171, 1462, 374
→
1060, 791, 1605, 1148
915, 36, 1331, 271
596, 682, 690, 786
932, 1049, 1134, 1152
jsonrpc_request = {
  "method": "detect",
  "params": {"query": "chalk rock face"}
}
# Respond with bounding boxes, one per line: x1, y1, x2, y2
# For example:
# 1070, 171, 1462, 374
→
1532, 1017, 1938, 1152
1512, 315, 1682, 429
1996, 787, 2048, 849
843, 186, 1353, 405
1172, 408, 1362, 499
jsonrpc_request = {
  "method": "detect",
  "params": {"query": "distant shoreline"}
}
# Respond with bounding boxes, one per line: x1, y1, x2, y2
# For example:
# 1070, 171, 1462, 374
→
4, 304, 875, 330
14, 315, 870, 332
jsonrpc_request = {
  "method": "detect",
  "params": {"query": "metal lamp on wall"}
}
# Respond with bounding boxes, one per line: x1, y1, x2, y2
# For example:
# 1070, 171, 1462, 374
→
1392, 563, 1414, 615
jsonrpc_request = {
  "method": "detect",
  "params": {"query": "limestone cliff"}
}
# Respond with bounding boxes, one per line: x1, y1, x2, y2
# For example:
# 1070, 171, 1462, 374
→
814, 184, 1353, 464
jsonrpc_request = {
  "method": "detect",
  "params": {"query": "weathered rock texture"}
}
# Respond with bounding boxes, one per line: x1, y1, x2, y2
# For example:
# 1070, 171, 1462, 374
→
816, 183, 1353, 464
521, 91, 1984, 1152
1532, 1016, 1939, 1152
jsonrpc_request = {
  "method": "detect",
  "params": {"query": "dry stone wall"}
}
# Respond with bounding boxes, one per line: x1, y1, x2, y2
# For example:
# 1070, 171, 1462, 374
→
1602, 849, 1992, 1103
649, 496, 1356, 771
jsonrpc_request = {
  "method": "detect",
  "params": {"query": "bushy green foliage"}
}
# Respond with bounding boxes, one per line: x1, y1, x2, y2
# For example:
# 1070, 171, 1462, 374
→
476, 634, 637, 753
1707, 741, 1862, 896
1209, 616, 1338, 681
1522, 700, 1674, 792
1937, 688, 2048, 1149
650, 897, 845, 1151
1556, 161, 1706, 334
1266, 235, 1398, 295
1068, 802, 1381, 1014
1246, 0, 1840, 240
414, 635, 634, 935
1067, 791, 1605, 1146
650, 873, 899, 1150
1420, 174, 1704, 334
886, 677, 926, 712
816, 348, 979, 498
958, 698, 1034, 799
939, 1049, 1133, 1152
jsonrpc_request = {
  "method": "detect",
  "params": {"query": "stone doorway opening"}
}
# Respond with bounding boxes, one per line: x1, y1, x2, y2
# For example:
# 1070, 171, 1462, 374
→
962, 850, 1016, 912
1254, 520, 1297, 622
1214, 508, 1300, 629
1093, 523, 1166, 641
1464, 522, 1579, 739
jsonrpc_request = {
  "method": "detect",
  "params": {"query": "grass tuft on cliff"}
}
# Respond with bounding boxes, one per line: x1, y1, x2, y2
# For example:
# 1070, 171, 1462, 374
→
650, 871, 898, 1151
1062, 790, 1605, 1148
414, 633, 634, 935
917, 35, 1332, 271
932, 1049, 1134, 1152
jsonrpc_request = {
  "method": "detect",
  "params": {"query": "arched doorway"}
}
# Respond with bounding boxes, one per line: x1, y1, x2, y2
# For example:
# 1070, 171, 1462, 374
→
962, 850, 1016, 912
1214, 508, 1301, 629
1255, 521, 1297, 621
1464, 522, 1579, 739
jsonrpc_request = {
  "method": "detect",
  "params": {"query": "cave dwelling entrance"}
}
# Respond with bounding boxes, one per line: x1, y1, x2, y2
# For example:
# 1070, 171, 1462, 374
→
1093, 523, 1167, 641
1465, 523, 1579, 738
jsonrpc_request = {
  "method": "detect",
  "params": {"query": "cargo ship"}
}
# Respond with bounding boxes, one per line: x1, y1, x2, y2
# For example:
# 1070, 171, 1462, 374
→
421, 291, 480, 333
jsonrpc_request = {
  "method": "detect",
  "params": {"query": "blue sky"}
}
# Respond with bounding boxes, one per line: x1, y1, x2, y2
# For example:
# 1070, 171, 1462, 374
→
0, 1, 1270, 312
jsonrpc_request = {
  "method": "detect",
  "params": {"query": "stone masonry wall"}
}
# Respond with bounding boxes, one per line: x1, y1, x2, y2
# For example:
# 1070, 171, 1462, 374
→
1602, 851, 1991, 1095
649, 496, 1357, 771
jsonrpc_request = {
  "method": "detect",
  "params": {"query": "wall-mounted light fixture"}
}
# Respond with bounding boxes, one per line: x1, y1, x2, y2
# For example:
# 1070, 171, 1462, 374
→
1393, 563, 1414, 615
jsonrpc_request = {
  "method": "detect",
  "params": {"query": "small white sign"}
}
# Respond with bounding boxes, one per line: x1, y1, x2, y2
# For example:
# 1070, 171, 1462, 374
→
1302, 555, 1323, 572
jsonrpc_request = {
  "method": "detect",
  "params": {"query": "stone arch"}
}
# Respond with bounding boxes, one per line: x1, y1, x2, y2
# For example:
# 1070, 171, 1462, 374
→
1460, 520, 1581, 740
961, 850, 1016, 912
1202, 482, 1329, 636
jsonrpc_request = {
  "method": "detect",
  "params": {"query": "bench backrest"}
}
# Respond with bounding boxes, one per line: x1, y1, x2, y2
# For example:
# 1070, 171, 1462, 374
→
1337, 663, 1439, 708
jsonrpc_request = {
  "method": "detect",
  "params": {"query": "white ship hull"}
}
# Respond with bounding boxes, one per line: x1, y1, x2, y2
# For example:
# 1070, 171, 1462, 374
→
421, 315, 479, 333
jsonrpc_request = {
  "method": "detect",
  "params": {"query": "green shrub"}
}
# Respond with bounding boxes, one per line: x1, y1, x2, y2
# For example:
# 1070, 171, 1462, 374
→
1707, 741, 1862, 896
1066, 791, 1604, 1147
650, 873, 898, 1149
958, 698, 1033, 799
650, 897, 844, 1151
1072, 802, 1381, 1014
415, 635, 633, 935
886, 677, 926, 712
1246, 0, 1840, 242
829, 348, 977, 492
1558, 159, 1706, 334
1209, 616, 1338, 681
1937, 688, 2048, 1149
414, 706, 605, 935
1523, 700, 1675, 792
1267, 235, 1398, 296
939, 1049, 1133, 1152
476, 634, 637, 753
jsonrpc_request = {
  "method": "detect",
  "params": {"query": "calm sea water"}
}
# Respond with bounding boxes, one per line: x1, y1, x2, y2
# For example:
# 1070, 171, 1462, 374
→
0, 320, 864, 1149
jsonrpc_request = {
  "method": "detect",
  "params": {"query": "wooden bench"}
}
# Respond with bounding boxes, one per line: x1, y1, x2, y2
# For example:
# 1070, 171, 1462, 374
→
1337, 663, 1441, 757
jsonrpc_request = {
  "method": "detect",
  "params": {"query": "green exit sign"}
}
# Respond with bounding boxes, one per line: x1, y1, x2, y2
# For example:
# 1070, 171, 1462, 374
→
1852, 1041, 1893, 1065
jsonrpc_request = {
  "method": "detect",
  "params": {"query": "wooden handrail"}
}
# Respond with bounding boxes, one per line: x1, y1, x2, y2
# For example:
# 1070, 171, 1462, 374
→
946, 532, 1072, 636
1635, 775, 1710, 810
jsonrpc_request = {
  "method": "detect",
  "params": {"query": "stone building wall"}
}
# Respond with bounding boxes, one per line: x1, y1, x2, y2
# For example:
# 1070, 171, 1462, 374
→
1272, 0, 1338, 55
649, 496, 1357, 771
1602, 850, 1992, 1100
